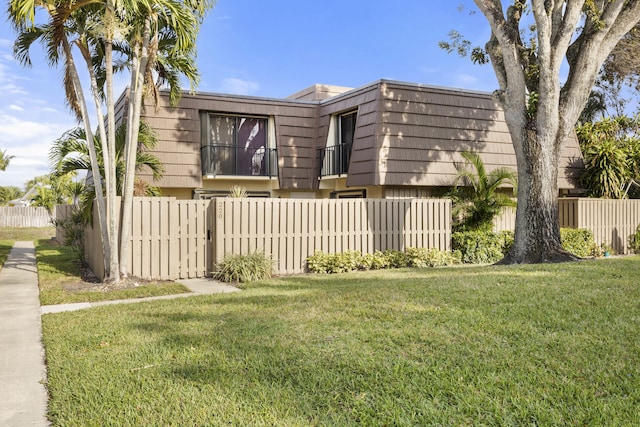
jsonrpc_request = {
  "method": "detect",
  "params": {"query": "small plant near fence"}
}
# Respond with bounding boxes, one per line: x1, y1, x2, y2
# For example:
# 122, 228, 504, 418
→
213, 250, 273, 283
628, 224, 640, 254
560, 228, 597, 258
452, 230, 514, 264
306, 248, 461, 274
51, 209, 87, 263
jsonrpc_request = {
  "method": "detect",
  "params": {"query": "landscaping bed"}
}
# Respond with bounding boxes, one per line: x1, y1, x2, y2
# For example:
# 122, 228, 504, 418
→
35, 239, 190, 305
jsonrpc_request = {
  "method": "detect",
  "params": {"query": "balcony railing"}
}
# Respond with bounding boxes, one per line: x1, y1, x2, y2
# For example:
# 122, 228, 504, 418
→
201, 145, 278, 177
318, 143, 352, 177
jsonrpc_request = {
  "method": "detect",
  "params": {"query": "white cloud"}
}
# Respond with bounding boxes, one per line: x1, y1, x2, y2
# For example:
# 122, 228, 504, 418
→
0, 115, 72, 188
9, 104, 23, 111
219, 77, 259, 95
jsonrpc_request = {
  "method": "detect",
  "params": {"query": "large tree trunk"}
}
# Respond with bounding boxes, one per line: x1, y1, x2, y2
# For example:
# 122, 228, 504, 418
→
473, 0, 640, 264
498, 129, 579, 264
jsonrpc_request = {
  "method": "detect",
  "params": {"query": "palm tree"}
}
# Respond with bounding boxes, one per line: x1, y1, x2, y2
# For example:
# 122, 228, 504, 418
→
10, 0, 212, 282
0, 149, 15, 171
116, 0, 212, 278
10, 0, 114, 279
450, 151, 518, 232
49, 121, 164, 196
0, 186, 23, 205
26, 173, 79, 213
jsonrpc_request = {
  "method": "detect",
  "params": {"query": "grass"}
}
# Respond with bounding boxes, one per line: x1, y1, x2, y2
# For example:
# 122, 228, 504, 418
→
0, 227, 55, 269
0, 240, 12, 269
42, 257, 640, 426
35, 239, 190, 305
0, 226, 55, 241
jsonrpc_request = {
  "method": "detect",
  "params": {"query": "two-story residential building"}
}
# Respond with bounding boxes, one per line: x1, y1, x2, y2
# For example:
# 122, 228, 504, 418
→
126, 79, 584, 199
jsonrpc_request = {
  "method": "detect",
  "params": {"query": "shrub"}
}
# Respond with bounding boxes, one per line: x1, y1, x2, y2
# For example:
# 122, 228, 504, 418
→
452, 230, 512, 264
628, 224, 640, 254
405, 247, 461, 267
358, 251, 390, 270
213, 251, 273, 282
383, 250, 410, 268
560, 228, 596, 258
51, 209, 86, 263
306, 251, 361, 274
306, 248, 460, 274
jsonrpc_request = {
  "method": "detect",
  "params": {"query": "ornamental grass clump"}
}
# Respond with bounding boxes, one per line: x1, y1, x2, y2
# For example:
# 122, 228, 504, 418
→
213, 251, 273, 282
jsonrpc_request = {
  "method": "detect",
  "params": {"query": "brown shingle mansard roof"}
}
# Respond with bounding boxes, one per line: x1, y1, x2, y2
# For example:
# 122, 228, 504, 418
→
133, 79, 583, 191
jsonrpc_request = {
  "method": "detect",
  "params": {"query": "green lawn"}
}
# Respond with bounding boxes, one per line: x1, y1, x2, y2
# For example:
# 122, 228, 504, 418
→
0, 226, 55, 241
36, 239, 190, 305
42, 258, 640, 426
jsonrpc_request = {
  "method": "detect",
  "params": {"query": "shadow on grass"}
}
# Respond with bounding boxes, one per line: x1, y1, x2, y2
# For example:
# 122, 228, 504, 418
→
36, 239, 84, 278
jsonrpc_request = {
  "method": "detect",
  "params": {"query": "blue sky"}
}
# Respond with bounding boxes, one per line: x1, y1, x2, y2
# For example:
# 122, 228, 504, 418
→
0, 0, 498, 188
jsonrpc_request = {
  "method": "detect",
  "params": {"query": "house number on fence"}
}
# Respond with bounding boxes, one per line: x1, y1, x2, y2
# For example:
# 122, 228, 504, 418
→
217, 203, 223, 220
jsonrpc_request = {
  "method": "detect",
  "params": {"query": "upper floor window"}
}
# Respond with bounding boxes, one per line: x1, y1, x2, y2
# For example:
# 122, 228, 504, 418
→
318, 110, 357, 177
339, 110, 357, 147
201, 113, 277, 177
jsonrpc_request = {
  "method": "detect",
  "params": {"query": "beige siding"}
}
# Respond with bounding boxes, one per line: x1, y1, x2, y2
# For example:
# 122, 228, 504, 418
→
135, 79, 584, 196
348, 81, 583, 190
138, 92, 317, 192
317, 85, 382, 188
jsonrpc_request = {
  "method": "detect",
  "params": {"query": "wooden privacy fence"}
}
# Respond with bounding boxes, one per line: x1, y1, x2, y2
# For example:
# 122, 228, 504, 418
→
0, 206, 52, 227
494, 198, 640, 254
57, 197, 451, 280
81, 198, 211, 280
211, 198, 451, 275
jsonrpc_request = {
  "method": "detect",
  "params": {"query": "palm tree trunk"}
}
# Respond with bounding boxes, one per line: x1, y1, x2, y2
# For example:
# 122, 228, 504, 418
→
61, 35, 111, 276
104, 1, 120, 282
120, 17, 153, 278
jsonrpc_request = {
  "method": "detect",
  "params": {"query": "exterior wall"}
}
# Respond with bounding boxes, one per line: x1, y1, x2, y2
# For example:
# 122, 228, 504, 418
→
159, 188, 193, 200
134, 79, 585, 199
317, 84, 382, 189
136, 92, 317, 192
356, 80, 583, 190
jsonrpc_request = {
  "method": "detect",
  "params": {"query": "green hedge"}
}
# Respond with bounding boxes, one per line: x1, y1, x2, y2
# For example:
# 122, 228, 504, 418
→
306, 248, 461, 274
452, 230, 513, 264
560, 228, 596, 258
452, 228, 597, 264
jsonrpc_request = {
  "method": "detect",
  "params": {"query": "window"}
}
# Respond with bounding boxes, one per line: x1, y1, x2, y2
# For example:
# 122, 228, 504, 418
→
201, 113, 277, 177
318, 110, 357, 177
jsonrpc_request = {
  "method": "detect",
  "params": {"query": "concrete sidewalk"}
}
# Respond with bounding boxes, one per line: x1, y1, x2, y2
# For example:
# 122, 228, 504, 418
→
0, 241, 49, 427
